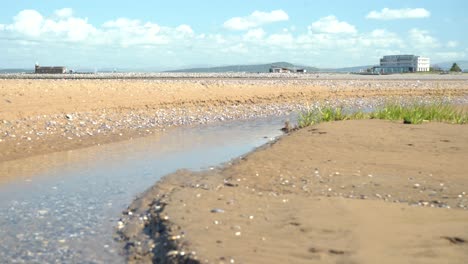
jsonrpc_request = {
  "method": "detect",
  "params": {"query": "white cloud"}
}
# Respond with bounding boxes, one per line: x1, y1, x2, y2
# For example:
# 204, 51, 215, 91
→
223, 10, 288, 31
0, 24, 4, 31
366, 8, 430, 20
244, 28, 266, 40
209, 34, 227, 44
408, 28, 439, 49
101, 18, 170, 46
4, 9, 96, 41
54, 8, 73, 18
9, 9, 44, 36
222, 43, 248, 54
266, 33, 294, 47
434, 51, 466, 60
101, 19, 193, 46
1, 9, 199, 47
176, 24, 194, 35
42, 17, 96, 42
360, 29, 404, 48
447, 41, 458, 48
308, 16, 356, 34
102, 18, 141, 29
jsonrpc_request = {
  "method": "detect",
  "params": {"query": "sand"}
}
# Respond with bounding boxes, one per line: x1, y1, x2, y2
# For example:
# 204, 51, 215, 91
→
119, 120, 468, 264
1, 77, 468, 163
2, 78, 466, 120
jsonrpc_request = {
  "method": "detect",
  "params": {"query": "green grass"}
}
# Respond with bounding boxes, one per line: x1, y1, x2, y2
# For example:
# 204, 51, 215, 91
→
297, 107, 346, 127
298, 103, 468, 128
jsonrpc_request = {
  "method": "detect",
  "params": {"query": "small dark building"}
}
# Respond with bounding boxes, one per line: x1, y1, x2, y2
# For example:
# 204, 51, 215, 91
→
269, 66, 291, 73
35, 64, 67, 74
269, 66, 307, 73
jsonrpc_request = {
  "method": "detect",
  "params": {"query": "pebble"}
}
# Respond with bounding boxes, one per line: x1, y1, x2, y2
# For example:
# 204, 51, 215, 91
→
166, 250, 179, 257
169, 235, 181, 240
211, 208, 225, 213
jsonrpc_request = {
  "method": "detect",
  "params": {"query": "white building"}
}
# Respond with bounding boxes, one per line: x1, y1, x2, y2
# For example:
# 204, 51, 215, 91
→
374, 55, 430, 73
269, 66, 306, 73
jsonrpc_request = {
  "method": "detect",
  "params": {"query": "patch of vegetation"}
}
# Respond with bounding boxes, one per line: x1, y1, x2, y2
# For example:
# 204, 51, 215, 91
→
298, 107, 347, 127
298, 103, 468, 128
450, 63, 462, 72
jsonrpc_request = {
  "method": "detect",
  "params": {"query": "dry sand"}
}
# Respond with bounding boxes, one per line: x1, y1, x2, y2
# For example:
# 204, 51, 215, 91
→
2, 78, 466, 120
1, 77, 468, 163
120, 120, 468, 264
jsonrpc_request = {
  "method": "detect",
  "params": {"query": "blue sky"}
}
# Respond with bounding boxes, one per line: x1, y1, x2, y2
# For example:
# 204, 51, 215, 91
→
0, 0, 467, 70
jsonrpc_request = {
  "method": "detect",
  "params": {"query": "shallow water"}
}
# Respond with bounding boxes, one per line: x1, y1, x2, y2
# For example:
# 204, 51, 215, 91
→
0, 115, 290, 263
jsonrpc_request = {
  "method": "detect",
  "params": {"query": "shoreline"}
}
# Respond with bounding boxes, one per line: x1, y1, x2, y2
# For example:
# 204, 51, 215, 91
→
2, 72, 468, 80
118, 119, 468, 263
1, 77, 468, 163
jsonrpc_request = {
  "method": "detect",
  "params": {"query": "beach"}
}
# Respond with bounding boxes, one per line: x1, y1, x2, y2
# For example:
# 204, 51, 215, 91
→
1, 74, 468, 263
119, 119, 468, 264
1, 74, 467, 164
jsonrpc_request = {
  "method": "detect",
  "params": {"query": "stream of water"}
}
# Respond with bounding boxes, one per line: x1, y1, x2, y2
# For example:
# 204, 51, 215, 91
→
0, 115, 290, 263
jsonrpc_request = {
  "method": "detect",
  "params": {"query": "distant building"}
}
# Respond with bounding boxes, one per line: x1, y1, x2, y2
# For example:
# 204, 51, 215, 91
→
269, 66, 306, 73
35, 64, 67, 74
270, 66, 291, 73
372, 55, 430, 74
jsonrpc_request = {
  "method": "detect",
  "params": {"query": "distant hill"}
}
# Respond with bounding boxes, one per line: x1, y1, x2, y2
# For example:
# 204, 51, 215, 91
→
319, 65, 375, 73
166, 62, 320, 73
432, 60, 468, 71
0, 68, 33, 73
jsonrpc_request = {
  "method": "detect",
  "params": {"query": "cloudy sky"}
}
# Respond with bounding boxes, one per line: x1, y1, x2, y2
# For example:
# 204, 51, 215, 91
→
0, 0, 466, 70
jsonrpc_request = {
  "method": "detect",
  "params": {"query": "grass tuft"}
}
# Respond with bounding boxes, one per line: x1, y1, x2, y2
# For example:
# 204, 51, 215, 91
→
298, 103, 467, 128
298, 107, 348, 127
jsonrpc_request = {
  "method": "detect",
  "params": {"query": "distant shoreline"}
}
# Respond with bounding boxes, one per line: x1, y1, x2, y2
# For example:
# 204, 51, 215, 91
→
1, 72, 468, 80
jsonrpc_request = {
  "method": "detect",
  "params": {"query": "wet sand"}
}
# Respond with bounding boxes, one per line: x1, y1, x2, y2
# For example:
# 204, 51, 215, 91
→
119, 120, 468, 263
1, 76, 468, 164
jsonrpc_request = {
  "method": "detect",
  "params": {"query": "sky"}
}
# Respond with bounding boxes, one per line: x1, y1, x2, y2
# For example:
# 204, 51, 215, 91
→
0, 0, 467, 70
